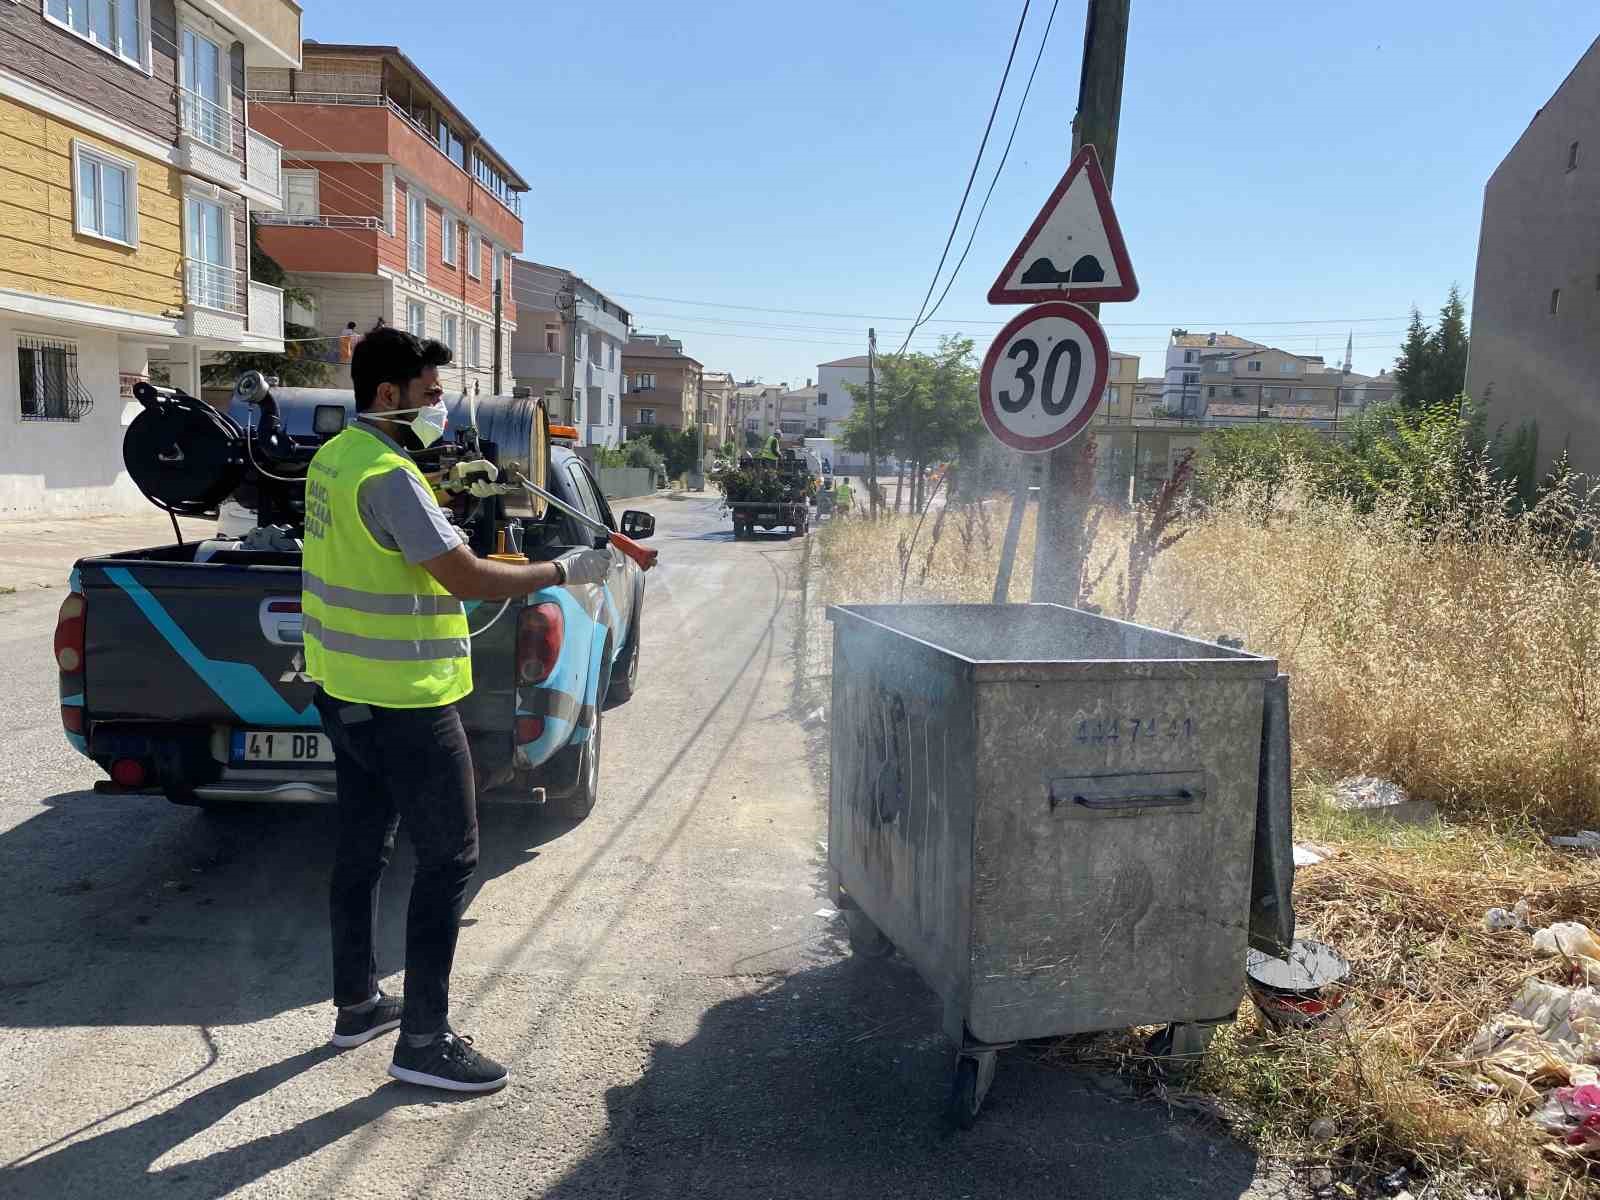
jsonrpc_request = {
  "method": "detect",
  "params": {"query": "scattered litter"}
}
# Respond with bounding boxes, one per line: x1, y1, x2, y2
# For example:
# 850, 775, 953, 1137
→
803, 707, 827, 728
813, 908, 838, 919
1464, 921, 1600, 1151
1245, 939, 1350, 1031
1484, 908, 1520, 933
1294, 843, 1334, 867
1551, 831, 1600, 853
1308, 1117, 1338, 1142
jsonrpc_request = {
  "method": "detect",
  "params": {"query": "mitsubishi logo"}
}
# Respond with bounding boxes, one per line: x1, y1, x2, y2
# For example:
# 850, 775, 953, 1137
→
281, 651, 313, 684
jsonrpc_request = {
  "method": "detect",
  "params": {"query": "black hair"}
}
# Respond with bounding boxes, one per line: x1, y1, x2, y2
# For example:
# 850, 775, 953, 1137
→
351, 324, 451, 412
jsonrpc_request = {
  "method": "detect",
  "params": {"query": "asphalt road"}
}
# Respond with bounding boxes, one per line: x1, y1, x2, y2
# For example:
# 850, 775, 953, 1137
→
0, 496, 1284, 1199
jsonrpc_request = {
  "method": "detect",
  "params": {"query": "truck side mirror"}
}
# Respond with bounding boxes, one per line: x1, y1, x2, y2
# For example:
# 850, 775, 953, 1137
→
621, 510, 655, 540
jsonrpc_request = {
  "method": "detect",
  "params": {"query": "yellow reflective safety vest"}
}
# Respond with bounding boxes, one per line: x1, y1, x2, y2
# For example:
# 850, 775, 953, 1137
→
301, 424, 472, 708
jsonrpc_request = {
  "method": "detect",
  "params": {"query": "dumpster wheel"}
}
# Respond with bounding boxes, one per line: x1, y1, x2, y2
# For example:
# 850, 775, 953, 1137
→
844, 907, 894, 958
950, 1050, 998, 1129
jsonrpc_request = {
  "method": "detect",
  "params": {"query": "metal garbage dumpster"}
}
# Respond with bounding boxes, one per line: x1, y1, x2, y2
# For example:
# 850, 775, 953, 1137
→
826, 603, 1293, 1126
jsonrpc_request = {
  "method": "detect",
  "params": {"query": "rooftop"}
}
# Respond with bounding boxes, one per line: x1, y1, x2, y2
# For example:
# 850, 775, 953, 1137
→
819, 355, 871, 368
1171, 332, 1268, 350
625, 337, 703, 367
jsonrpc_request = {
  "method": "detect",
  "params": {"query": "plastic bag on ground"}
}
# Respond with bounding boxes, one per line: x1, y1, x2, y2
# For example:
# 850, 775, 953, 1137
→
1533, 922, 1600, 986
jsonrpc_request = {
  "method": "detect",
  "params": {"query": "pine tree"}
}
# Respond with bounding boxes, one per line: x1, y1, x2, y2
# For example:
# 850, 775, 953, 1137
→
1425, 284, 1469, 406
1393, 307, 1431, 411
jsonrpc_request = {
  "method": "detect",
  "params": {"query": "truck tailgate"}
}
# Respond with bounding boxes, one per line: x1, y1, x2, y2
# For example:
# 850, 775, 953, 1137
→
79, 555, 318, 728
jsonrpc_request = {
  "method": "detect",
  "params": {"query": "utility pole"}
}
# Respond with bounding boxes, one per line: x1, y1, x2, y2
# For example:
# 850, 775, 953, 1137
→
867, 327, 879, 518
1031, 0, 1131, 605
492, 251, 504, 395
695, 370, 705, 477
559, 279, 579, 429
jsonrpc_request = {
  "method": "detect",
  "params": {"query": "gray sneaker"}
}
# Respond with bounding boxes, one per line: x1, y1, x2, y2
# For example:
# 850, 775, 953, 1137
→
331, 993, 404, 1049
388, 1032, 509, 1093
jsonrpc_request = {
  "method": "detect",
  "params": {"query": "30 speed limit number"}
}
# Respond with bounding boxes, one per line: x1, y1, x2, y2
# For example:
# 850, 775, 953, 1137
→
978, 301, 1110, 454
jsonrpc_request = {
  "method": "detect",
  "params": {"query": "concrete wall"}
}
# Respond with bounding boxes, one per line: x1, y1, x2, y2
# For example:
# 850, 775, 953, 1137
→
1465, 36, 1600, 474
816, 364, 866, 435
0, 319, 149, 514
596, 466, 654, 502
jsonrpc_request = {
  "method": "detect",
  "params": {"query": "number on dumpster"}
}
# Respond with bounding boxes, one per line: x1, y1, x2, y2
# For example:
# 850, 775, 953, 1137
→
980, 302, 1108, 453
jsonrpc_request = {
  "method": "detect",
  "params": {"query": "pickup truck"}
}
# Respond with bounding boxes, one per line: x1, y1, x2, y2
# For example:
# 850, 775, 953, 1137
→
55, 384, 650, 821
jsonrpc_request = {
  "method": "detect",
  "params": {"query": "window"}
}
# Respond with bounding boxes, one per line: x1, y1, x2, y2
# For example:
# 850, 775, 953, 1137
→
1279, 361, 1298, 375
286, 291, 317, 327
587, 385, 601, 425
818, 391, 828, 407
608, 342, 615, 369
1183, 350, 1196, 364
589, 333, 603, 365
1206, 386, 1216, 399
467, 322, 481, 367
19, 335, 92, 421
438, 121, 466, 170
544, 323, 560, 353
185, 195, 230, 309
472, 152, 514, 204
467, 231, 481, 278
1293, 388, 1318, 404
1182, 371, 1198, 386
406, 299, 425, 336
638, 408, 657, 425
634, 373, 656, 391
441, 213, 457, 266
45, 0, 146, 70
283, 170, 318, 220
1210, 359, 1230, 374
1231, 386, 1245, 400
1247, 359, 1262, 373
179, 27, 227, 151
1551, 288, 1562, 315
407, 190, 426, 276
73, 143, 136, 246
1262, 386, 1288, 404
1107, 385, 1120, 406
441, 313, 457, 355
607, 395, 615, 426
1569, 141, 1581, 172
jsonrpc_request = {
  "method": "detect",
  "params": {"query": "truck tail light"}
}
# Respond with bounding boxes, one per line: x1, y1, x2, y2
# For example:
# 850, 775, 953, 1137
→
516, 603, 563, 684
55, 593, 86, 673
515, 717, 544, 745
111, 758, 148, 787
60, 706, 85, 735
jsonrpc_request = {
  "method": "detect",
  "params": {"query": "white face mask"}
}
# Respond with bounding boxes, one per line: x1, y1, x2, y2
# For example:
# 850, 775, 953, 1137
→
362, 398, 449, 448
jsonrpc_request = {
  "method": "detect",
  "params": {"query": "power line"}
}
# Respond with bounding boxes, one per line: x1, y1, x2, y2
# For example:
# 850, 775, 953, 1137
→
894, 0, 1034, 356
920, 0, 1063, 331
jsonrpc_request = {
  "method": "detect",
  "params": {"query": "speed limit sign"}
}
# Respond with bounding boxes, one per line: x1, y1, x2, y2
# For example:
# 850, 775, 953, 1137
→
978, 301, 1109, 453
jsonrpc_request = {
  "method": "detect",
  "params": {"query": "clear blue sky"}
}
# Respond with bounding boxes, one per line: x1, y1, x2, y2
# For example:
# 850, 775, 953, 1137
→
303, 1, 1596, 384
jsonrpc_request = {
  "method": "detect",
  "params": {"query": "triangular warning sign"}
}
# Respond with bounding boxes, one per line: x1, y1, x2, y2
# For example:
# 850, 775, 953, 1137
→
988, 144, 1138, 305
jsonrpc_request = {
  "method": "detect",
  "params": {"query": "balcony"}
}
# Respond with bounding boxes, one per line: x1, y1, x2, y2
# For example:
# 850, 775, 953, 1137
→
512, 350, 564, 388
183, 258, 247, 341
247, 280, 283, 342
248, 88, 523, 220
178, 88, 244, 190
254, 213, 385, 230
246, 129, 282, 208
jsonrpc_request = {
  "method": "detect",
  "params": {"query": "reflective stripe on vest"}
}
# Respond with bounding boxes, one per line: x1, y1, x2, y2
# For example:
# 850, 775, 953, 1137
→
302, 569, 466, 618
301, 425, 472, 708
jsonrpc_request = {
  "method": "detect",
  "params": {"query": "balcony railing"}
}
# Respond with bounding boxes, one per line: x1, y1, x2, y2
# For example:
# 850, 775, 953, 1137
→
248, 88, 522, 217
185, 258, 244, 314
180, 88, 232, 155
254, 212, 386, 230
246, 128, 282, 202
248, 281, 283, 340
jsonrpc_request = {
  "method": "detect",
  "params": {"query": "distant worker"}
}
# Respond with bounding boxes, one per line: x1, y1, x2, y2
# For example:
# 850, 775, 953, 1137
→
834, 478, 854, 516
761, 433, 781, 460
303, 325, 611, 1094
339, 322, 360, 363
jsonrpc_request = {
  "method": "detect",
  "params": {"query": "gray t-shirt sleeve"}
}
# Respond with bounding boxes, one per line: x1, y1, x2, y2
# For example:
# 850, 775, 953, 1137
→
356, 467, 463, 564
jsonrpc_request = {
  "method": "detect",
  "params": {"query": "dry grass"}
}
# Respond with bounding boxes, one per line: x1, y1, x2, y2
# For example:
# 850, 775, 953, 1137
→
813, 491, 1600, 1194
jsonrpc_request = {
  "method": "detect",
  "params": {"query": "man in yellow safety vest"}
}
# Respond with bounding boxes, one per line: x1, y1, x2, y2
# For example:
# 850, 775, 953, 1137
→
304, 325, 609, 1093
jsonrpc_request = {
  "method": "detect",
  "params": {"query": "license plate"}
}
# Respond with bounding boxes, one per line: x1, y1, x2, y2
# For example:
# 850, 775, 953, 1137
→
231, 729, 335, 764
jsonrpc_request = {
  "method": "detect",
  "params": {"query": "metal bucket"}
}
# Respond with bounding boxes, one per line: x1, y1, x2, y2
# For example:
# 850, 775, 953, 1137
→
1245, 939, 1350, 1031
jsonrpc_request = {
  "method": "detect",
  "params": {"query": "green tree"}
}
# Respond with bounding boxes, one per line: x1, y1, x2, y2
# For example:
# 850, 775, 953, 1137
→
203, 219, 333, 389
1391, 285, 1469, 412
840, 335, 980, 511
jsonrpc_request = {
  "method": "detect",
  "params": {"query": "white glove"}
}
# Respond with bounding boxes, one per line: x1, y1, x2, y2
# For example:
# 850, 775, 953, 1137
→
450, 459, 499, 486
467, 479, 515, 498
556, 548, 611, 587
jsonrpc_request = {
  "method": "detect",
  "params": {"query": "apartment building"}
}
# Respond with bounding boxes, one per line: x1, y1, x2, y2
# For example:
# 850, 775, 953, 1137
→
1465, 35, 1600, 475
734, 379, 785, 442
1163, 331, 1391, 424
1162, 332, 1266, 415
816, 354, 870, 436
510, 260, 630, 448
0, 0, 298, 514
621, 334, 700, 435
1089, 351, 1140, 425
777, 382, 817, 440
249, 42, 527, 396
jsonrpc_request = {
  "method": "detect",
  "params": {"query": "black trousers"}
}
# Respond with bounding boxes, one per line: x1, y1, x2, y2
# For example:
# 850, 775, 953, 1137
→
314, 689, 479, 1037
